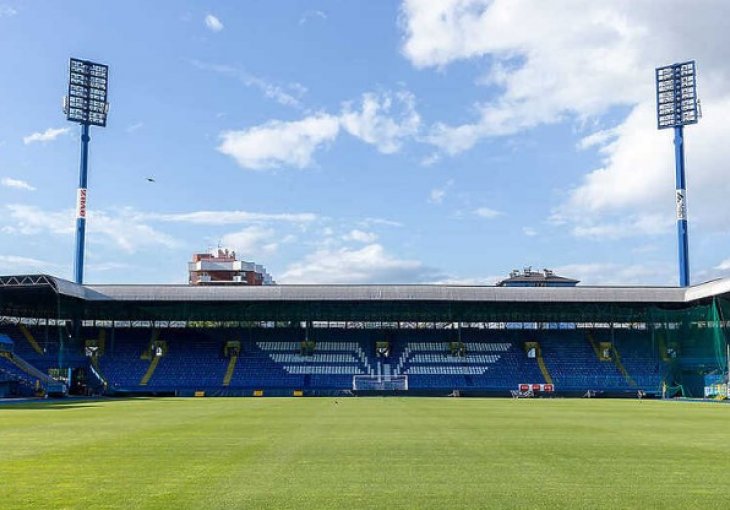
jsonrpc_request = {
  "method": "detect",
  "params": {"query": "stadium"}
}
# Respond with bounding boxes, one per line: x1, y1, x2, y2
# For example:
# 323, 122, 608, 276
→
2, 273, 730, 508
4, 3, 730, 509
1, 273, 730, 399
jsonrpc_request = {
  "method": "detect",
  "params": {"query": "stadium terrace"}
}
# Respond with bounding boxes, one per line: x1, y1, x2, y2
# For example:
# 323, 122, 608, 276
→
0, 274, 729, 399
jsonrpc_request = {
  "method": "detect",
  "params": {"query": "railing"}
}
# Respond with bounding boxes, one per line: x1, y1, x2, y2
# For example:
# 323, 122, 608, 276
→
1, 352, 67, 394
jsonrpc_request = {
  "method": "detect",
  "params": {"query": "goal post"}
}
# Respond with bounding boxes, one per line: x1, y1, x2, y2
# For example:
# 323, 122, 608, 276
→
353, 374, 408, 391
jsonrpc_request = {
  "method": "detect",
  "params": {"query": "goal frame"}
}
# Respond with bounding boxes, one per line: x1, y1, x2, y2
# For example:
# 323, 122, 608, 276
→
352, 374, 408, 391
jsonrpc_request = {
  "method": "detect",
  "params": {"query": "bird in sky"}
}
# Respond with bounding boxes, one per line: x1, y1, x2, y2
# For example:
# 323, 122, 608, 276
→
146, 178, 156, 183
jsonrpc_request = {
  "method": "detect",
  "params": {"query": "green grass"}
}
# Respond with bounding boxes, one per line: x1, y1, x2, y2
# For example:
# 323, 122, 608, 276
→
2, 398, 730, 509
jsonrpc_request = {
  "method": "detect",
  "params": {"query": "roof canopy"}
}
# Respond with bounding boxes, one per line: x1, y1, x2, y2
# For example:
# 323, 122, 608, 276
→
1, 274, 729, 323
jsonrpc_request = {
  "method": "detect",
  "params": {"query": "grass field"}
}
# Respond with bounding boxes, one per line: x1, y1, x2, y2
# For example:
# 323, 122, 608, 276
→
2, 398, 730, 509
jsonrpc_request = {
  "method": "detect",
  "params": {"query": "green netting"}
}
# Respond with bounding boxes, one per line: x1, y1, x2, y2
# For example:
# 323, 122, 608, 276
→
649, 300, 728, 397
719, 297, 730, 329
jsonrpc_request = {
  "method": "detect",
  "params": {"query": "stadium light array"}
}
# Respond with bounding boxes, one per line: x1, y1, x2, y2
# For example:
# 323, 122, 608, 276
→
64, 58, 109, 126
62, 58, 110, 284
656, 61, 698, 130
655, 60, 699, 287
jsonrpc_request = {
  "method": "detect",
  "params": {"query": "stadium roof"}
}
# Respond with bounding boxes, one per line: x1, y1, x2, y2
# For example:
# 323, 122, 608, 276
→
0, 274, 729, 323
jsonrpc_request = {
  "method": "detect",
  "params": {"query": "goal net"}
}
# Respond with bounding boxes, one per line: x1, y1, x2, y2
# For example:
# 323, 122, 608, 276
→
353, 374, 408, 391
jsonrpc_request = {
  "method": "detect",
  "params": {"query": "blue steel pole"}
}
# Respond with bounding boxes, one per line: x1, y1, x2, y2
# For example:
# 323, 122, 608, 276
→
673, 125, 690, 287
74, 123, 90, 284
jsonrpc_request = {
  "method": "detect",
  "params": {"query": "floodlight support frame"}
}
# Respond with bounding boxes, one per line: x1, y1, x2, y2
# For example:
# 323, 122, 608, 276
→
674, 125, 689, 287
74, 123, 90, 284
656, 60, 697, 288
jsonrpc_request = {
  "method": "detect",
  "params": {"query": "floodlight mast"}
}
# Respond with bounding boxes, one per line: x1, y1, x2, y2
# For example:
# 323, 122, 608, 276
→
656, 61, 699, 287
63, 58, 109, 284
76, 123, 90, 284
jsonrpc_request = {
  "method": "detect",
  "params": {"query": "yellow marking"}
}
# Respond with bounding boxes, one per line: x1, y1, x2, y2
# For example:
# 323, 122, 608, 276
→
611, 345, 636, 387
536, 350, 553, 385
223, 354, 238, 386
18, 324, 43, 355
140, 356, 160, 386
586, 331, 602, 359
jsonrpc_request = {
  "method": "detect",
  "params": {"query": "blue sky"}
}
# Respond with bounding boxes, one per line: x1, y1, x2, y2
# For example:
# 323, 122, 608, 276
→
1, 0, 729, 285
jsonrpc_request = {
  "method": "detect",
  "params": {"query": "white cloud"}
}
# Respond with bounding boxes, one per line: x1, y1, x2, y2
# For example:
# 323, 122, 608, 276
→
400, 1, 729, 149
473, 207, 501, 219
149, 209, 317, 225
246, 76, 304, 109
2, 204, 319, 255
428, 275, 502, 286
2, 204, 178, 253
280, 243, 433, 284
558, 104, 672, 218
429, 179, 453, 204
557, 96, 730, 237
400, 1, 730, 239
343, 229, 378, 243
191, 60, 306, 109
126, 122, 144, 133
2, 204, 72, 235
577, 128, 618, 151
0, 6, 17, 17
568, 214, 673, 241
360, 217, 403, 228
522, 227, 537, 237
218, 90, 421, 169
221, 226, 279, 257
402, 0, 649, 152
88, 210, 179, 253
299, 10, 327, 25
340, 91, 421, 154
1, 177, 35, 191
421, 152, 441, 166
23, 127, 70, 145
430, 189, 445, 204
716, 259, 730, 271
555, 262, 675, 286
86, 262, 133, 273
204, 14, 223, 32
218, 114, 340, 169
0, 255, 58, 273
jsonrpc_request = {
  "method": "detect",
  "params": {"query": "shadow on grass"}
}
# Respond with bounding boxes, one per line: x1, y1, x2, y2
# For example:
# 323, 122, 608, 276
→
0, 396, 158, 410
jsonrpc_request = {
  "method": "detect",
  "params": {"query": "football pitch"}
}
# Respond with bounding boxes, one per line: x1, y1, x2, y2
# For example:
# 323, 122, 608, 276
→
2, 398, 730, 509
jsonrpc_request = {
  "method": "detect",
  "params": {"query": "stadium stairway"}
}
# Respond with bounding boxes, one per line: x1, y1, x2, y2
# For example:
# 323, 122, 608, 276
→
140, 356, 160, 386
98, 329, 151, 389
89, 356, 108, 388
223, 354, 238, 386
0, 351, 65, 394
588, 330, 637, 388
2, 328, 72, 389
610, 345, 636, 388
0, 355, 37, 396
535, 344, 553, 385
611, 330, 662, 391
586, 331, 602, 360
18, 324, 44, 356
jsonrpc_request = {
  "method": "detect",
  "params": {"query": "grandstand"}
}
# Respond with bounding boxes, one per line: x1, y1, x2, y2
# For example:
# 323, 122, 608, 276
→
0, 274, 728, 398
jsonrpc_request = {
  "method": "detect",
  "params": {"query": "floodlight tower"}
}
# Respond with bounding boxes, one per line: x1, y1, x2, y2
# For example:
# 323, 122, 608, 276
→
656, 61, 699, 287
62, 58, 109, 284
